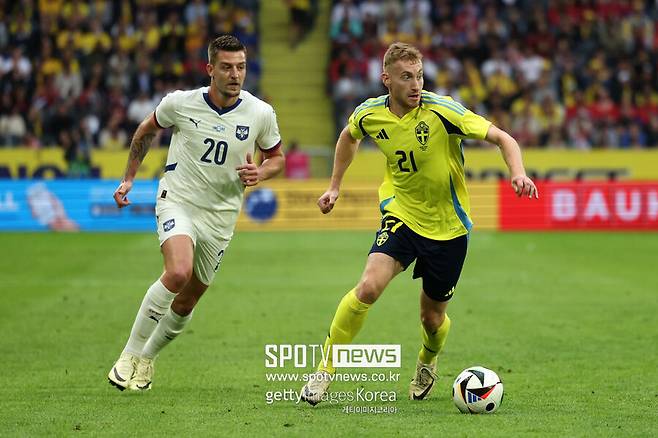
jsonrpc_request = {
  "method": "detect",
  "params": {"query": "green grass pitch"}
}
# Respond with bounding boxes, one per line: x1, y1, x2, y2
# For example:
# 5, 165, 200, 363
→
1, 230, 657, 436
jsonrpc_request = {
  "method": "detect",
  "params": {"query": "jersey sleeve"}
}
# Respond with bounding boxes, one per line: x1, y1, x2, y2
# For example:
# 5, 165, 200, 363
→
347, 95, 388, 140
347, 108, 366, 140
257, 104, 281, 150
457, 109, 491, 140
429, 96, 492, 140
154, 91, 181, 128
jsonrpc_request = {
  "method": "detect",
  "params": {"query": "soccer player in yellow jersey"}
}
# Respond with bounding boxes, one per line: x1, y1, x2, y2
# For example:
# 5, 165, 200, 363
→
301, 42, 538, 405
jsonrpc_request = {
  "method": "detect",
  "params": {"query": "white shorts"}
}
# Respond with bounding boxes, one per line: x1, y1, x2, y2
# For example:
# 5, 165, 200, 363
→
155, 199, 231, 286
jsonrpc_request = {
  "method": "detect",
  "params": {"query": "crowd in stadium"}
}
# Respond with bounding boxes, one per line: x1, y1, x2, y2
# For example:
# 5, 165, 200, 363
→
329, 0, 658, 148
0, 0, 259, 173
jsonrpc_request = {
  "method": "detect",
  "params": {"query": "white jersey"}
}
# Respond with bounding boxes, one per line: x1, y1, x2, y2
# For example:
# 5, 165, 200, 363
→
154, 87, 281, 222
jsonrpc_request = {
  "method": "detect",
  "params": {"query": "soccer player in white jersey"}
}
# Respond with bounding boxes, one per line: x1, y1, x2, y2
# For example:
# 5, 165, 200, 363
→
107, 35, 284, 391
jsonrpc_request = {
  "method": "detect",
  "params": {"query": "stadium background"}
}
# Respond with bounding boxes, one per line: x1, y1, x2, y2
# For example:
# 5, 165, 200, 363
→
0, 0, 657, 232
1, 1, 657, 436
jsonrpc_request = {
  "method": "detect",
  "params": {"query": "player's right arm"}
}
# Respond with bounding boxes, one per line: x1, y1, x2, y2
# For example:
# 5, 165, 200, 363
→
113, 112, 161, 208
318, 126, 361, 214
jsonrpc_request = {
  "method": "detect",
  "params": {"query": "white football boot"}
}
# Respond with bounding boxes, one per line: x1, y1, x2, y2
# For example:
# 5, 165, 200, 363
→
409, 360, 437, 400
129, 357, 155, 391
300, 370, 332, 406
108, 352, 139, 391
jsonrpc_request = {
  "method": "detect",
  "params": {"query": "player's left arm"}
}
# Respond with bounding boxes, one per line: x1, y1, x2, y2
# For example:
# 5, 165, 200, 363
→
257, 145, 285, 182
237, 104, 285, 186
236, 145, 284, 187
485, 125, 539, 198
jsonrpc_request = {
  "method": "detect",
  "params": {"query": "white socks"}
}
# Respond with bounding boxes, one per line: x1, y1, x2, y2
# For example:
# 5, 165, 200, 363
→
122, 280, 176, 356
141, 308, 193, 359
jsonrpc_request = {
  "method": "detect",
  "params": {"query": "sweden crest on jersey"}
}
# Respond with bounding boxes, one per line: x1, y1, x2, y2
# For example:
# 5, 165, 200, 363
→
236, 125, 250, 140
415, 121, 429, 150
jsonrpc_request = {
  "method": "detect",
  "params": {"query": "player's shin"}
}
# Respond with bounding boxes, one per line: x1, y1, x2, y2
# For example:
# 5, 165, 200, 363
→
122, 279, 177, 355
418, 314, 451, 365
141, 308, 193, 359
318, 288, 371, 374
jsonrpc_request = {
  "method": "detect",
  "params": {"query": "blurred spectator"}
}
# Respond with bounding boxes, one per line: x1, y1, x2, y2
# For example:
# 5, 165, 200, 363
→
535, 95, 565, 146
288, 0, 316, 48
401, 0, 432, 36
1, 46, 32, 79
619, 122, 648, 148
330, 0, 360, 32
185, 0, 209, 25
67, 127, 92, 177
0, 106, 27, 146
107, 45, 132, 92
646, 115, 658, 148
78, 18, 111, 55
131, 56, 153, 96
54, 50, 83, 99
285, 141, 310, 179
98, 112, 128, 151
481, 47, 511, 79
127, 90, 156, 132
516, 46, 547, 85
39, 38, 63, 78
511, 94, 541, 148
136, 11, 162, 53
46, 99, 75, 147
160, 11, 186, 54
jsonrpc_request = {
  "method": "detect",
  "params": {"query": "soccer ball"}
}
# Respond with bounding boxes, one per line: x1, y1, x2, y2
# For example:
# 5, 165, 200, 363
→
452, 366, 504, 414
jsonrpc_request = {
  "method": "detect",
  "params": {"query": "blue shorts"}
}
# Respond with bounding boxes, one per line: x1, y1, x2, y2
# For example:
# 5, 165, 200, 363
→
368, 216, 468, 301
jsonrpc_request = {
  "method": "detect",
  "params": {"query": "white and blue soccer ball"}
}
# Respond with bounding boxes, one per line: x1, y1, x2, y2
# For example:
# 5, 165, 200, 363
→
452, 366, 504, 414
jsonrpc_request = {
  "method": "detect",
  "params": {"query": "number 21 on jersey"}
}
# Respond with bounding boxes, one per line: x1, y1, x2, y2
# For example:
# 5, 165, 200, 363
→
395, 149, 418, 172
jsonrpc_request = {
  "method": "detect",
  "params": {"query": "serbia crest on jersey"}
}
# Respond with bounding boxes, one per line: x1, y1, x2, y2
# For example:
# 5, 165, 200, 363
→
154, 87, 281, 219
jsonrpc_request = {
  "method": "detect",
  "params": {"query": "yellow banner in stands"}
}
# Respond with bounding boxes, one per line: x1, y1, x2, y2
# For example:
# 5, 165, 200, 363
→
0, 149, 169, 179
343, 149, 658, 182
1, 149, 656, 181
235, 180, 498, 231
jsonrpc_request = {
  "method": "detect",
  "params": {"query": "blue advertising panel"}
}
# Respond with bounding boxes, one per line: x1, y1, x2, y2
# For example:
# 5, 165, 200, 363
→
0, 180, 159, 231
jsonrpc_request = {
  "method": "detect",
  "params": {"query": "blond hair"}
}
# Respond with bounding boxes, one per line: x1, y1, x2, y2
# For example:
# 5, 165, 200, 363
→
383, 42, 423, 71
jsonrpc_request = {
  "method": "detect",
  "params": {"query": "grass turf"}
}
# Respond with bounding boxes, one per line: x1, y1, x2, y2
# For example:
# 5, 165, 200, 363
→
0, 231, 656, 437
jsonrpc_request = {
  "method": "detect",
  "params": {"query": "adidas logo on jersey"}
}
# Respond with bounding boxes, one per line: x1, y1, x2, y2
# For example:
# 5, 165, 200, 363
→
375, 129, 389, 140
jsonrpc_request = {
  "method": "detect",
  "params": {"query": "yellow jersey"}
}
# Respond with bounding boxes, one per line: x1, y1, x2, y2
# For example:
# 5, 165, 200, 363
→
347, 91, 492, 240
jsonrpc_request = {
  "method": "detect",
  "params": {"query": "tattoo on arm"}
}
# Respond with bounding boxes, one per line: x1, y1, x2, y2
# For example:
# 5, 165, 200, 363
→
123, 131, 156, 180
130, 131, 156, 163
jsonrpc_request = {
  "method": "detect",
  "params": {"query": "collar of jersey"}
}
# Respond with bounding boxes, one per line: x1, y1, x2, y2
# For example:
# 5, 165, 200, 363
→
203, 92, 242, 116
386, 100, 423, 121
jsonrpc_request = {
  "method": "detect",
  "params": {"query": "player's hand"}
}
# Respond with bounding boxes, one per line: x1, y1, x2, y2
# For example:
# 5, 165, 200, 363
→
236, 152, 260, 186
318, 188, 339, 214
511, 175, 539, 198
113, 180, 133, 208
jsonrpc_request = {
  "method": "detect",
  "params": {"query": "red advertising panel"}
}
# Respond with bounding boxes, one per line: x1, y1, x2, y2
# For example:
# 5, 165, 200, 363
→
499, 181, 658, 230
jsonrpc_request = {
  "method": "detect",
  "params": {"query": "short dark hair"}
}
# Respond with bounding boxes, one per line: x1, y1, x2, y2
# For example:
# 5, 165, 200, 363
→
208, 35, 247, 65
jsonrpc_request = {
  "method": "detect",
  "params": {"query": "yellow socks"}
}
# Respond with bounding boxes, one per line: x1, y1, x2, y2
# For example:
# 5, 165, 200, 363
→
318, 288, 371, 374
418, 314, 451, 365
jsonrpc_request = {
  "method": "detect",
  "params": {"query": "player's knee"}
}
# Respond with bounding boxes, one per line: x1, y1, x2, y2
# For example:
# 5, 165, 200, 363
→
164, 266, 193, 291
356, 276, 385, 303
420, 308, 445, 331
